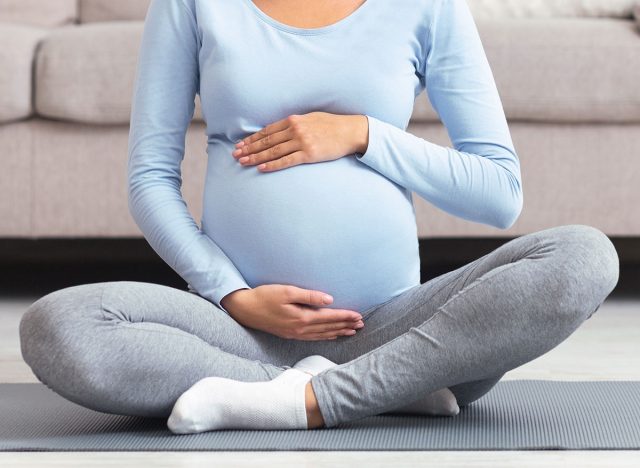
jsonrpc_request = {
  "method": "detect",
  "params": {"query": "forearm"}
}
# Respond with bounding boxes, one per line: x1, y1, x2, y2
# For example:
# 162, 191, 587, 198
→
127, 0, 250, 315
350, 0, 524, 230
128, 178, 251, 315
354, 115, 523, 230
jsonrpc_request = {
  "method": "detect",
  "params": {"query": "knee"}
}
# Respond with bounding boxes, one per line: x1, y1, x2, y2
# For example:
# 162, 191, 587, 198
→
557, 224, 619, 292
20, 288, 68, 370
546, 224, 619, 318
19, 283, 106, 379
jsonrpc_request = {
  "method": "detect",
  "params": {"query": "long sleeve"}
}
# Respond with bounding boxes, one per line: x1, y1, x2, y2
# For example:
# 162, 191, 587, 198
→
127, 0, 250, 315
355, 0, 523, 230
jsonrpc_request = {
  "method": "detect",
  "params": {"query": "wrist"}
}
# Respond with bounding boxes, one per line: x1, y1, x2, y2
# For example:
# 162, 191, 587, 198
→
220, 288, 252, 317
350, 114, 369, 154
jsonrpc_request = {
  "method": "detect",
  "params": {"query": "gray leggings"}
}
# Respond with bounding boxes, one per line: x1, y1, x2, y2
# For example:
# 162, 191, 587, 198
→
19, 224, 619, 428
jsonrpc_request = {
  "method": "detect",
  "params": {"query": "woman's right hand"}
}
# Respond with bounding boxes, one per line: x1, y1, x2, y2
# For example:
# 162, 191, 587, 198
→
221, 284, 365, 341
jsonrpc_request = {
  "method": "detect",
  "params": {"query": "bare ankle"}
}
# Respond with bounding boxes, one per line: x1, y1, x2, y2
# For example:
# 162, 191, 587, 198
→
305, 381, 325, 429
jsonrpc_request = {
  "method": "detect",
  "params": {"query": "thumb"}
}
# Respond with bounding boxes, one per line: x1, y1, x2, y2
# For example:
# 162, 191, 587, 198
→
287, 286, 334, 306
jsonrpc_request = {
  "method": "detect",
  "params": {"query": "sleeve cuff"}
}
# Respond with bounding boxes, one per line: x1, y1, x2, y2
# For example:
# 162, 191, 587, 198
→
188, 279, 251, 316
213, 280, 251, 315
355, 114, 381, 165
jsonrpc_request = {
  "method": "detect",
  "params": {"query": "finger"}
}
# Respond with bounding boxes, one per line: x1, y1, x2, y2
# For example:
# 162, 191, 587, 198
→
239, 138, 300, 167
304, 308, 363, 323
287, 286, 336, 307
257, 151, 308, 172
234, 126, 291, 160
304, 329, 358, 341
301, 320, 364, 334
236, 117, 292, 148
301, 335, 337, 342
286, 287, 361, 319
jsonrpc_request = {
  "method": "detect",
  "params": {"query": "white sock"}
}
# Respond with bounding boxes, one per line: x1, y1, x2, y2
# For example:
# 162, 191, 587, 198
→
293, 355, 460, 417
167, 368, 311, 433
389, 387, 460, 416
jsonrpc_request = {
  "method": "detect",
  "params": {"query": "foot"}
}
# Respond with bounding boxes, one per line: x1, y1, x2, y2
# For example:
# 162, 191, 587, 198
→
167, 368, 312, 433
293, 355, 460, 417
389, 386, 460, 416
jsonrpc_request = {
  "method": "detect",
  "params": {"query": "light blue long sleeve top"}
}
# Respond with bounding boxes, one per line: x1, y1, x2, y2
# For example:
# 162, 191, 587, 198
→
127, 0, 523, 315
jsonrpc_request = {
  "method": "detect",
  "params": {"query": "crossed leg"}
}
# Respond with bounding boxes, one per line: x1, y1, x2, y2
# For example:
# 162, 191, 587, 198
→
309, 224, 618, 427
19, 224, 618, 429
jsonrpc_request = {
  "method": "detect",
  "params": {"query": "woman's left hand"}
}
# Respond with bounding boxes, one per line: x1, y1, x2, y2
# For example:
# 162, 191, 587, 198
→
232, 112, 368, 172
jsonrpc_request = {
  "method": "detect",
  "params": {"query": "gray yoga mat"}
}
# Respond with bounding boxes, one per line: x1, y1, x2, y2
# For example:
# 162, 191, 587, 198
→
1, 380, 639, 451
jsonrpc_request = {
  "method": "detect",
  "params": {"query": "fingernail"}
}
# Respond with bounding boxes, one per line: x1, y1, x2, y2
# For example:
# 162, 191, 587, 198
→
323, 294, 333, 303
355, 323, 364, 328
346, 330, 356, 335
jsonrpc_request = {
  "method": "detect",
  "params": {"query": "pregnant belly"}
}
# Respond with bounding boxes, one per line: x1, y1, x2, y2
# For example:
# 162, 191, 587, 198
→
201, 141, 421, 313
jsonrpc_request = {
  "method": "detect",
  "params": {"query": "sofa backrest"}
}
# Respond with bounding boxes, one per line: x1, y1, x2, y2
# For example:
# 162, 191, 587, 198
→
0, 0, 77, 27
0, 0, 152, 26
78, 0, 151, 23
468, 0, 637, 19
2, 0, 638, 27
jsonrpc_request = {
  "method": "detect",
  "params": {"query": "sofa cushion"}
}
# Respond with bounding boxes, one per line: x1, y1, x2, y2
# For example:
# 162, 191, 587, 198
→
468, 0, 637, 19
35, 22, 204, 124
79, 0, 150, 23
0, 0, 77, 27
34, 16, 639, 125
0, 24, 49, 123
413, 17, 640, 123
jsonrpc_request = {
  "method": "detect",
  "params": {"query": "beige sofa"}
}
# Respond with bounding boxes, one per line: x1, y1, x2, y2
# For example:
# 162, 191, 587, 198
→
1, 0, 639, 240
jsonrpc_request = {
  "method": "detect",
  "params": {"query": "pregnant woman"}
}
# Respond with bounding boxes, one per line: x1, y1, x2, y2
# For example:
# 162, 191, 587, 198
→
20, 0, 619, 433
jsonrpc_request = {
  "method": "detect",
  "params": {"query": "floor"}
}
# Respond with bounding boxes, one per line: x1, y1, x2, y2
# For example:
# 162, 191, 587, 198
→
0, 283, 638, 466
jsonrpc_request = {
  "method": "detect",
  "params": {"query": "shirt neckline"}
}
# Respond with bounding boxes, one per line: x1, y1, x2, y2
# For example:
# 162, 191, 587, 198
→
242, 0, 373, 36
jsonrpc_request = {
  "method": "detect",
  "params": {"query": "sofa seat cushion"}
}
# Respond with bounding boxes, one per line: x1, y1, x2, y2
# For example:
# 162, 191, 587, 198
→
0, 0, 77, 27
34, 22, 203, 124
413, 17, 640, 123
79, 0, 150, 24
0, 24, 49, 123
